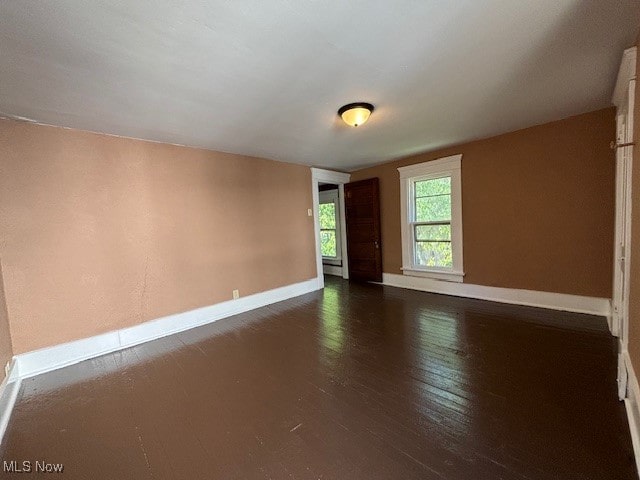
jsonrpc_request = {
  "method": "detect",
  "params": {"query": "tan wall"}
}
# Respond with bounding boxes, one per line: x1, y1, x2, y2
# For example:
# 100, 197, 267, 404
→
351, 108, 616, 298
0, 119, 317, 354
628, 33, 640, 378
0, 259, 13, 379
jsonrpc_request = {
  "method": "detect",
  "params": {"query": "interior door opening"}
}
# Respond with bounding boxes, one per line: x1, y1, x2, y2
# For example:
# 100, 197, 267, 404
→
311, 168, 351, 289
319, 183, 344, 277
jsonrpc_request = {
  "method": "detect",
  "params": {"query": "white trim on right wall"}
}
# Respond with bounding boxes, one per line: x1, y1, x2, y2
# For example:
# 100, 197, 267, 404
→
611, 45, 639, 477
611, 46, 637, 340
382, 273, 610, 317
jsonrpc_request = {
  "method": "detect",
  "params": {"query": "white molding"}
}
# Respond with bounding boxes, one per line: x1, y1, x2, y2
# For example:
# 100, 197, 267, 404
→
310, 168, 351, 184
613, 47, 637, 108
322, 264, 343, 276
311, 168, 351, 285
311, 174, 324, 289
0, 359, 21, 446
14, 277, 319, 380
382, 273, 610, 316
397, 154, 463, 178
622, 351, 640, 476
622, 78, 635, 350
338, 183, 349, 279
612, 46, 636, 354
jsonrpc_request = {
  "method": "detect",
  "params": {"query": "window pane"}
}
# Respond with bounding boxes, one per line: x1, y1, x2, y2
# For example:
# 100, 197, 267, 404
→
415, 241, 452, 267
415, 224, 451, 241
415, 194, 451, 222
415, 177, 451, 197
319, 202, 336, 229
321, 230, 337, 257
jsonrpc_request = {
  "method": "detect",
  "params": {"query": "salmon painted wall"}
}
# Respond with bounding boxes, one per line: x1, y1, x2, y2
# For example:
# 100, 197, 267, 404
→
0, 259, 13, 377
0, 119, 317, 354
628, 33, 640, 377
350, 108, 616, 298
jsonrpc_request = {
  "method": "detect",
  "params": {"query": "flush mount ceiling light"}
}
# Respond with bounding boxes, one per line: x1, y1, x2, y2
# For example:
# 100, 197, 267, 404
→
338, 102, 374, 127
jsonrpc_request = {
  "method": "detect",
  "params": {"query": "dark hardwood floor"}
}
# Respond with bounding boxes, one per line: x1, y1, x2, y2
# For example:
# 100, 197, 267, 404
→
1, 276, 637, 479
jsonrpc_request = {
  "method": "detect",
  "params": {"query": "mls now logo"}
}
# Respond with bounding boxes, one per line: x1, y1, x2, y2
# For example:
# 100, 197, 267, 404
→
3, 460, 64, 473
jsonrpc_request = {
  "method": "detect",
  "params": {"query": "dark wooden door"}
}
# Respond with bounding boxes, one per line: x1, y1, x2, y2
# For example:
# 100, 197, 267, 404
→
345, 178, 382, 282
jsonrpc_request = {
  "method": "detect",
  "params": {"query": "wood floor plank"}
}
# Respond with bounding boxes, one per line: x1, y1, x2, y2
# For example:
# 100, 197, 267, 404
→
0, 276, 636, 479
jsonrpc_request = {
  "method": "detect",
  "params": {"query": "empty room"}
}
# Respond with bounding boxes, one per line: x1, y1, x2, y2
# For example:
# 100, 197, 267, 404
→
1, 1, 640, 478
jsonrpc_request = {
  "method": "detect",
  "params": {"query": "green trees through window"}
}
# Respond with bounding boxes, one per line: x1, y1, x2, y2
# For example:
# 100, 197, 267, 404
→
413, 177, 452, 267
320, 202, 337, 257
399, 154, 463, 279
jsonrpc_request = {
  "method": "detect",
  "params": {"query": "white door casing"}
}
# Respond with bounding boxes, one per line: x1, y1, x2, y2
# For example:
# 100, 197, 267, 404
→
310, 168, 351, 289
612, 46, 636, 400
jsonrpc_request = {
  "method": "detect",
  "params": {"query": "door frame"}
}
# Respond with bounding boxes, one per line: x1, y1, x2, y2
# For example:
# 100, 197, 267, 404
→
311, 168, 351, 289
612, 46, 636, 399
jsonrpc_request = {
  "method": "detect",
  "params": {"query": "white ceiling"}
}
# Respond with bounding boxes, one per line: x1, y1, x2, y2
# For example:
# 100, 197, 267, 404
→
1, 1, 638, 170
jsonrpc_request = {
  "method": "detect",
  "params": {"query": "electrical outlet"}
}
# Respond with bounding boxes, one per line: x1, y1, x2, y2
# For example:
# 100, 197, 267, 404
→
232, 289, 240, 300
307, 208, 312, 216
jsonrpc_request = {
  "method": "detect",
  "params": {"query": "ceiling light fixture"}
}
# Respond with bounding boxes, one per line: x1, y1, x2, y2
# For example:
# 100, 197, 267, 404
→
338, 102, 374, 127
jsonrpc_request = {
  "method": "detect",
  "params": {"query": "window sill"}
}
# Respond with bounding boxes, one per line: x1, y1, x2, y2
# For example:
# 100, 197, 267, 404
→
401, 267, 465, 283
322, 258, 342, 266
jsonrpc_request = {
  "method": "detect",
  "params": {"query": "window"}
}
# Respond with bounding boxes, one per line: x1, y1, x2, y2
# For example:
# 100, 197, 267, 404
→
398, 154, 464, 282
319, 189, 342, 264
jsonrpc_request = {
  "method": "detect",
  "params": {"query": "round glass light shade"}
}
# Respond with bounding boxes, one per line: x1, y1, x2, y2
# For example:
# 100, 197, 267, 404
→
338, 103, 374, 127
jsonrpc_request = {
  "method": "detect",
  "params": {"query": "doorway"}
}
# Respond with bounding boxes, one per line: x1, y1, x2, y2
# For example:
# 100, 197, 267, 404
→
311, 168, 351, 289
319, 184, 343, 277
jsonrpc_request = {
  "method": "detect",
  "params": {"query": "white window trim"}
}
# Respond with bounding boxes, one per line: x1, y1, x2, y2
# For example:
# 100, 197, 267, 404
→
398, 154, 464, 283
319, 189, 342, 265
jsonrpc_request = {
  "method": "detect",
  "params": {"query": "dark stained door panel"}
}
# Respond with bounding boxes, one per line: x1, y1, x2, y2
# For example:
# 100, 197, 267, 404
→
345, 178, 382, 282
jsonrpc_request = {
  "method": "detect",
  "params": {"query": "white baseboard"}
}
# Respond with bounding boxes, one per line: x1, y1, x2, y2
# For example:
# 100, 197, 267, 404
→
322, 264, 343, 276
14, 277, 319, 380
382, 273, 610, 317
0, 359, 22, 446
623, 351, 640, 477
